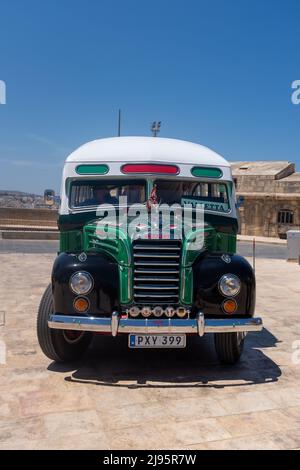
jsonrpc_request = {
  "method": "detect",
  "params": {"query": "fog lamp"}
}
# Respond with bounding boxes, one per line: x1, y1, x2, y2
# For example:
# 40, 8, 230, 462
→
165, 307, 175, 318
153, 306, 163, 317
73, 297, 89, 313
222, 299, 237, 314
176, 307, 186, 318
129, 307, 140, 317
141, 307, 152, 318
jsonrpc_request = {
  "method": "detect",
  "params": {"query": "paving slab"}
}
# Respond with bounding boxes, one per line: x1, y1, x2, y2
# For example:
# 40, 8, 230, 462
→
0, 253, 300, 449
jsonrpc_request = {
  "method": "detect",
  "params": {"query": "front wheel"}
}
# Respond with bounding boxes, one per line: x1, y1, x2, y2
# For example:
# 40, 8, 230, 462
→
37, 284, 92, 362
214, 332, 245, 365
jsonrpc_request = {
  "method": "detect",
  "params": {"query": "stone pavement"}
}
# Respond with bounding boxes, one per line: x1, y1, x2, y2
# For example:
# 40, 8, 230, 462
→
0, 253, 300, 450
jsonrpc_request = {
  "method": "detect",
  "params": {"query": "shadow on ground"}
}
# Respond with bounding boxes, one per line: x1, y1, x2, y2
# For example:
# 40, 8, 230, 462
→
48, 328, 281, 390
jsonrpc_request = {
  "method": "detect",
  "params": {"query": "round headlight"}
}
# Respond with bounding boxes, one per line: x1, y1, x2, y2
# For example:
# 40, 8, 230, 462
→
70, 272, 93, 295
219, 274, 241, 297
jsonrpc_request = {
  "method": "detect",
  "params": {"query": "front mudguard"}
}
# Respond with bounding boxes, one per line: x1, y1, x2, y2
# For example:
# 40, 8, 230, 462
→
51, 252, 119, 316
193, 253, 255, 317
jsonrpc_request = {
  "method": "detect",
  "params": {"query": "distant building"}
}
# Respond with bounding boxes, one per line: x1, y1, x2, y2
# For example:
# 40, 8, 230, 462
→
231, 161, 300, 238
0, 190, 59, 210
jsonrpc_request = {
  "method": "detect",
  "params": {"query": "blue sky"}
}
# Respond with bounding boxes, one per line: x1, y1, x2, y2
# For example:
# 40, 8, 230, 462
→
0, 0, 299, 194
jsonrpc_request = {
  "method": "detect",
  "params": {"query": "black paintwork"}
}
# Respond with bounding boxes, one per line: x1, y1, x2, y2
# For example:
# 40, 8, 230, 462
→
52, 250, 255, 320
52, 252, 119, 317
192, 253, 255, 318
58, 212, 238, 234
58, 212, 98, 231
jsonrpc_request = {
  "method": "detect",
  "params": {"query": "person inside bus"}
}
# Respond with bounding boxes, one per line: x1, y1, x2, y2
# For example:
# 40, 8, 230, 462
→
80, 187, 118, 206
156, 181, 183, 204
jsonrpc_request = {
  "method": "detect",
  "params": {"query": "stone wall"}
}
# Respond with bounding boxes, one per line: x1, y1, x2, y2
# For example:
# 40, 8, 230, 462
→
235, 175, 276, 193
238, 195, 300, 237
233, 162, 300, 238
235, 175, 300, 195
0, 208, 58, 230
276, 179, 300, 194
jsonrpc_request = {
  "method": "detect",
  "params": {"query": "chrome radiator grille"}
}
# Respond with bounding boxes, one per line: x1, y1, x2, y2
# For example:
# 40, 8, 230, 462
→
133, 240, 181, 304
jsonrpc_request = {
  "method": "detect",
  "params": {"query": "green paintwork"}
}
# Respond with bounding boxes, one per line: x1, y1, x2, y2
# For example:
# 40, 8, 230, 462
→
215, 231, 236, 254
83, 223, 132, 266
59, 221, 133, 304
181, 226, 216, 268
75, 164, 109, 175
83, 222, 133, 304
191, 166, 223, 178
179, 266, 193, 305
119, 265, 133, 304
179, 226, 236, 305
180, 226, 212, 305
60, 230, 83, 252
59, 213, 237, 307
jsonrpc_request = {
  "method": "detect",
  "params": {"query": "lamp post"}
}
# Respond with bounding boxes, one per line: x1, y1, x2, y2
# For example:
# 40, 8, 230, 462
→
151, 121, 161, 137
118, 109, 121, 136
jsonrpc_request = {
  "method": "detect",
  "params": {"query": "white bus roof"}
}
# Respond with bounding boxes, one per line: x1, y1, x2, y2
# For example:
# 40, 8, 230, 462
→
66, 136, 230, 167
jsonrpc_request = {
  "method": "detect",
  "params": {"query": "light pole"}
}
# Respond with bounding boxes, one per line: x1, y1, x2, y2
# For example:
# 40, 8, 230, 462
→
118, 109, 121, 136
151, 121, 161, 137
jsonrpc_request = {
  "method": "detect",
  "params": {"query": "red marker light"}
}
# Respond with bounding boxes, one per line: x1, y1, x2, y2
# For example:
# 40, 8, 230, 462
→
121, 164, 179, 174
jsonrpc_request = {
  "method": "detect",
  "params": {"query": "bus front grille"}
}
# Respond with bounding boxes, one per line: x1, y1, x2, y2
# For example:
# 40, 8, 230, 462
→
133, 240, 181, 305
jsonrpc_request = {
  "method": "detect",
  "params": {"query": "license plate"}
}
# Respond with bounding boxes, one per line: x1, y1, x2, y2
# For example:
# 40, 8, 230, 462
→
128, 334, 186, 349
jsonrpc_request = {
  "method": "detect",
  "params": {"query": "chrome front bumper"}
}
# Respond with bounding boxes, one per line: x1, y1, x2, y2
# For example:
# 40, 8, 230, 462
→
48, 312, 263, 337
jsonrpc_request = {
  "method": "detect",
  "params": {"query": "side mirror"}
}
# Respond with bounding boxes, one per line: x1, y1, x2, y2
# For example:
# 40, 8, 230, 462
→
44, 189, 55, 206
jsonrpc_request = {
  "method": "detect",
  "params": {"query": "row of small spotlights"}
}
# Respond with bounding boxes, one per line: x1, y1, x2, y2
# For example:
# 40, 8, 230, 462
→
128, 306, 189, 318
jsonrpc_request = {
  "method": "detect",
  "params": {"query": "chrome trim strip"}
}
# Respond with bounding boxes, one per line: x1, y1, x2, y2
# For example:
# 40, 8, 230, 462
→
135, 262, 178, 266
134, 278, 178, 282
134, 294, 179, 298
48, 313, 263, 335
134, 285, 179, 290
134, 246, 180, 251
133, 253, 180, 259
135, 270, 179, 274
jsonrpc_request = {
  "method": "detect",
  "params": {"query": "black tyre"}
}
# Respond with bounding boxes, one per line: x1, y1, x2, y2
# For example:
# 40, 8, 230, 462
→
37, 284, 92, 362
214, 332, 245, 365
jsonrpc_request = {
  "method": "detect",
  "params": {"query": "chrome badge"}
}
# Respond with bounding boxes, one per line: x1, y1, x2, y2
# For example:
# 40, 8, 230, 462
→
221, 254, 231, 264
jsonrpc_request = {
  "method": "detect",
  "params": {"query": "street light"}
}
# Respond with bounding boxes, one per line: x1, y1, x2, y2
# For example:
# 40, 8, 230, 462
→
151, 121, 161, 137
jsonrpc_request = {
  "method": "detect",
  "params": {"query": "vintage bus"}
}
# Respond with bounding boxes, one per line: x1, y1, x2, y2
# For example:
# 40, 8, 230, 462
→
37, 136, 262, 364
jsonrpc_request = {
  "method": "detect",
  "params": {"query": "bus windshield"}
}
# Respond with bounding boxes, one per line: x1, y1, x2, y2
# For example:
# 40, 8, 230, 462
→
69, 179, 147, 208
69, 178, 231, 214
154, 180, 231, 213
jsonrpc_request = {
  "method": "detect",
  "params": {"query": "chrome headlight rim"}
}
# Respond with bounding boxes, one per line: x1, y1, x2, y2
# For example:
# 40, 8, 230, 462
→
218, 273, 241, 297
69, 271, 94, 295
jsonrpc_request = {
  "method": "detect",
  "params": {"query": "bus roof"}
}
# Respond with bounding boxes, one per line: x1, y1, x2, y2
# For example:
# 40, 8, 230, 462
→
66, 136, 230, 167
